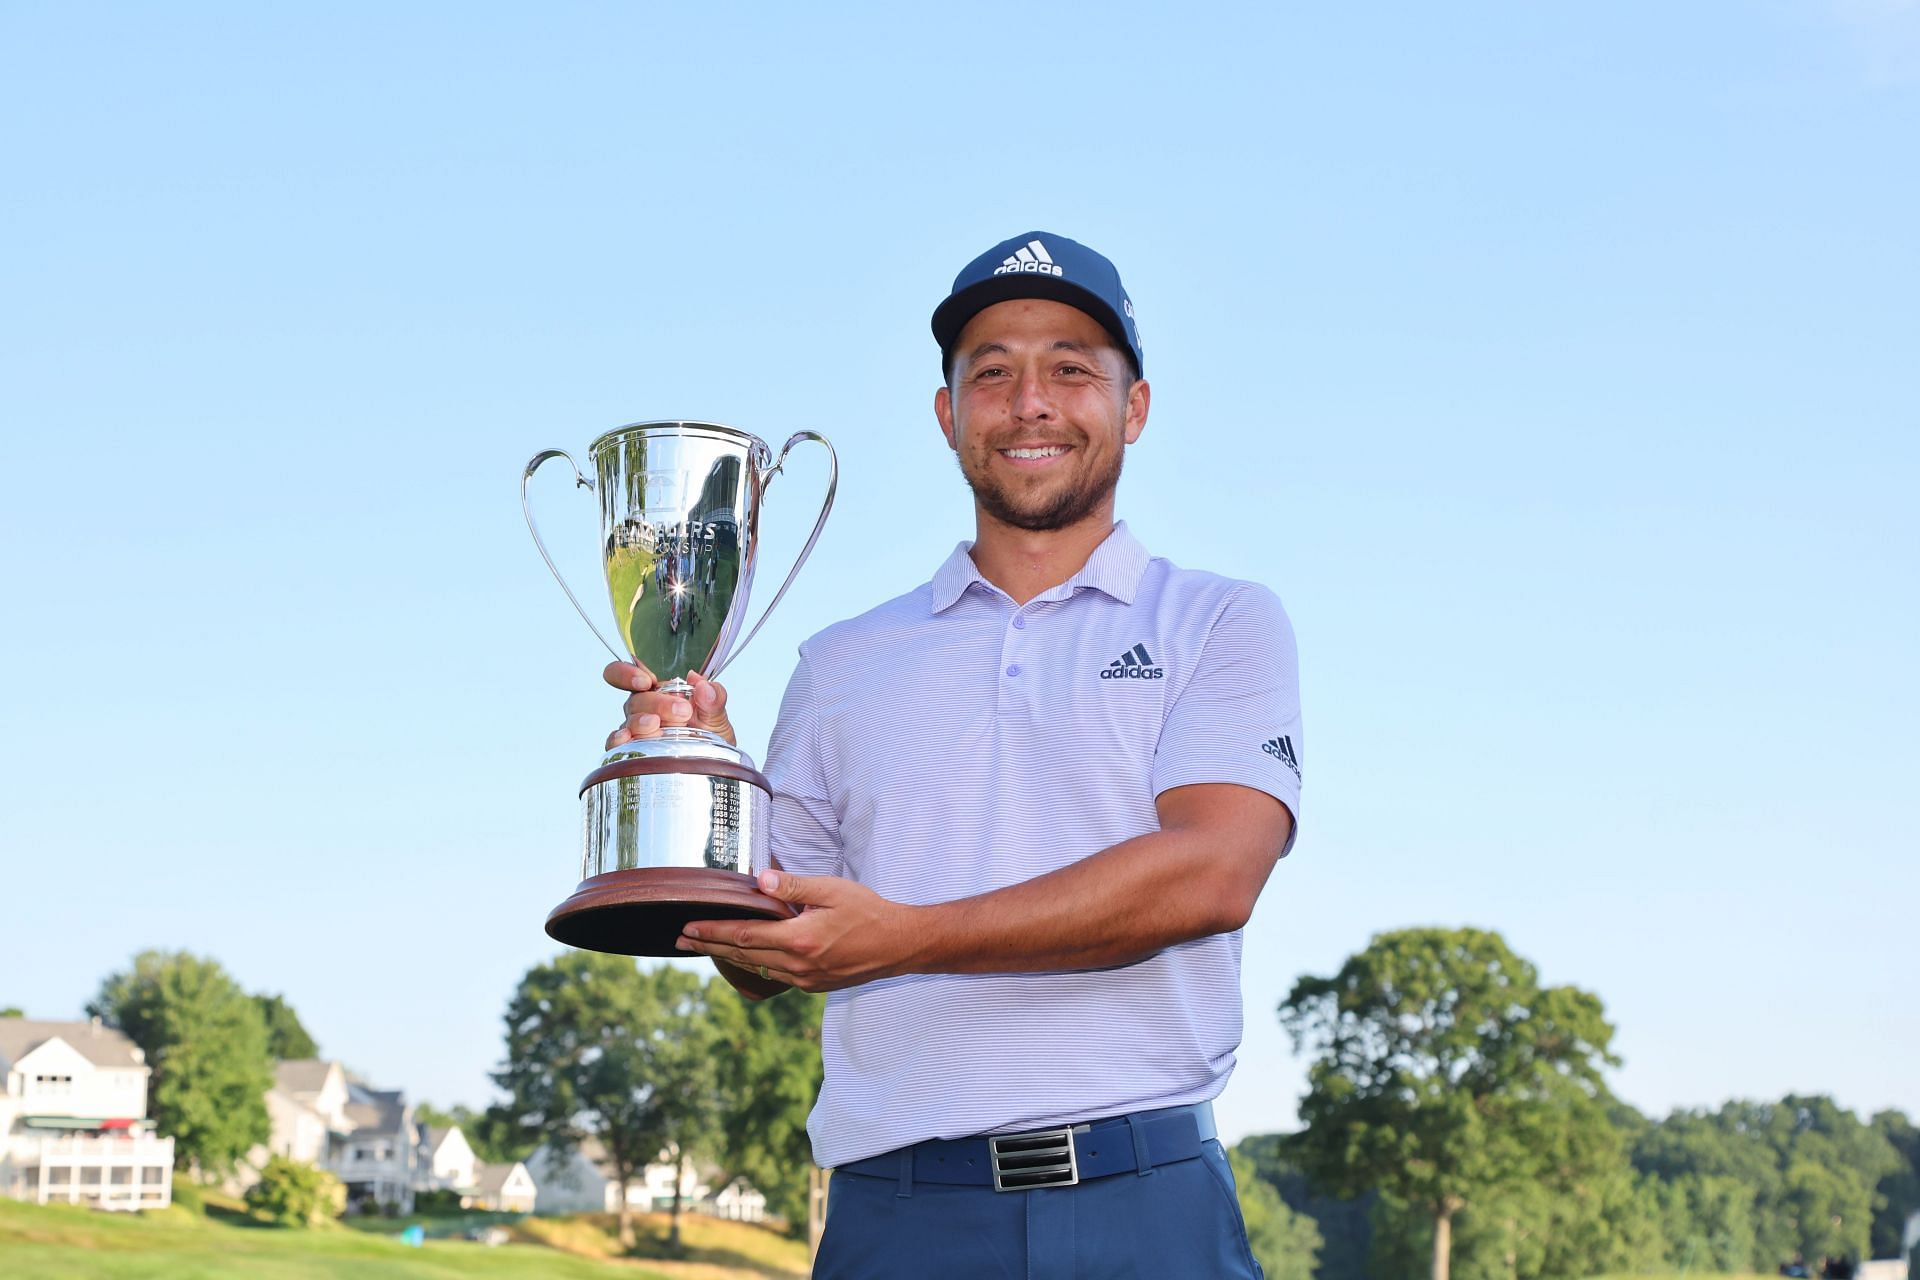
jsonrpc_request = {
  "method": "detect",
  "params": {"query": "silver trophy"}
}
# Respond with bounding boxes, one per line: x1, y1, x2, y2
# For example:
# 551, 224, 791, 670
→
523, 420, 836, 955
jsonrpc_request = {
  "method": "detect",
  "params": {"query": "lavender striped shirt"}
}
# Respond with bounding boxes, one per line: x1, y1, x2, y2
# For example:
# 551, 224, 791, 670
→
764, 522, 1302, 1169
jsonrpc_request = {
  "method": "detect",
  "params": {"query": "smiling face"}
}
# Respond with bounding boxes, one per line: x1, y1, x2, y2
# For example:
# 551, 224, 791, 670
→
934, 298, 1150, 534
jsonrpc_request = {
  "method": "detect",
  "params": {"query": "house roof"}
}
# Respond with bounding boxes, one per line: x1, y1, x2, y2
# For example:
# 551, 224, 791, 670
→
273, 1059, 336, 1096
474, 1161, 527, 1195
342, 1084, 407, 1136
0, 1019, 145, 1070
421, 1125, 461, 1154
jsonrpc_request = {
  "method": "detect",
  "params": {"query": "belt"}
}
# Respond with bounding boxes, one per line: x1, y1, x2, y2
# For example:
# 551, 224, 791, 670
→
838, 1102, 1217, 1192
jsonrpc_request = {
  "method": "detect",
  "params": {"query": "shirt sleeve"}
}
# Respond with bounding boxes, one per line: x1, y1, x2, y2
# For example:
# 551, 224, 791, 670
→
1150, 584, 1303, 852
763, 645, 844, 878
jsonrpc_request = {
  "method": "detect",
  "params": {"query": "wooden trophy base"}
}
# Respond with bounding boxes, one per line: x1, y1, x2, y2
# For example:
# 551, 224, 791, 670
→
545, 867, 795, 957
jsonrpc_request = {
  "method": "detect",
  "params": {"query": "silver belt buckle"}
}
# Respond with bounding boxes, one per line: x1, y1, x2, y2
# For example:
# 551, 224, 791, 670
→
989, 1125, 1081, 1191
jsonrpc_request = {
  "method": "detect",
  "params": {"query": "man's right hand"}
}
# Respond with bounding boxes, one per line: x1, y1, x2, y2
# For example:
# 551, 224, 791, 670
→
602, 663, 737, 748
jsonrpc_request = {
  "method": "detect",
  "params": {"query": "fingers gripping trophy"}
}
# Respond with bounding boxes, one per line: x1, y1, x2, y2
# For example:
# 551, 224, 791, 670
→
522, 421, 836, 956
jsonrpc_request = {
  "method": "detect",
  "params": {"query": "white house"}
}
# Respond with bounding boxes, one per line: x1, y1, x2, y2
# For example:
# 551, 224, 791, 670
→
417, 1124, 477, 1196
527, 1137, 765, 1223
250, 1059, 417, 1213
0, 1017, 173, 1211
707, 1174, 768, 1223
414, 1124, 537, 1212
473, 1159, 538, 1213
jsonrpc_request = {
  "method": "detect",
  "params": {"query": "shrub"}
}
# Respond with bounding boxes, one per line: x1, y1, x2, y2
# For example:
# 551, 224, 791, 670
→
244, 1156, 344, 1227
413, 1188, 463, 1215
170, 1179, 207, 1215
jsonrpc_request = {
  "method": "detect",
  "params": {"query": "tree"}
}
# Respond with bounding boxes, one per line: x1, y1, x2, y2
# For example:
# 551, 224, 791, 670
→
88, 950, 273, 1176
1657, 1173, 1758, 1273
244, 1155, 344, 1226
1237, 1131, 1375, 1280
491, 953, 722, 1249
1870, 1111, 1920, 1261
1633, 1096, 1901, 1268
1279, 927, 1619, 1280
253, 993, 317, 1060
0, 1006, 23, 1018
707, 981, 823, 1234
1230, 1145, 1324, 1280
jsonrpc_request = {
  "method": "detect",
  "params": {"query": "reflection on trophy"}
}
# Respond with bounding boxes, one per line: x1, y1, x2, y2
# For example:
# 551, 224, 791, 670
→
522, 421, 836, 956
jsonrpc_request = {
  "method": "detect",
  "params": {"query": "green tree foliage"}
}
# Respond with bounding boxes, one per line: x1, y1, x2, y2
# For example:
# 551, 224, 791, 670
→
707, 981, 823, 1236
491, 953, 721, 1249
87, 950, 273, 1176
1871, 1110, 1920, 1260
1632, 1095, 1902, 1268
243, 1155, 344, 1226
253, 993, 317, 1060
1230, 1145, 1323, 1280
1656, 1173, 1758, 1273
0, 1006, 24, 1018
1279, 927, 1619, 1280
1237, 1132, 1375, 1280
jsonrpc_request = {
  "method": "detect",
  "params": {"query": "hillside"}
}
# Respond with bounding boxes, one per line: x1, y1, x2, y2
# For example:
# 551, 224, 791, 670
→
0, 1196, 811, 1280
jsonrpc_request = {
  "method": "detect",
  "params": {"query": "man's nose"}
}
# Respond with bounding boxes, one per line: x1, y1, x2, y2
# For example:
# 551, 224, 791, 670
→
1010, 370, 1055, 421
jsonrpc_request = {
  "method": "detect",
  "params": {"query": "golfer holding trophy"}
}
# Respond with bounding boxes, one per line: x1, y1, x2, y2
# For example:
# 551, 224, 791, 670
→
524, 231, 1298, 1278
522, 420, 836, 956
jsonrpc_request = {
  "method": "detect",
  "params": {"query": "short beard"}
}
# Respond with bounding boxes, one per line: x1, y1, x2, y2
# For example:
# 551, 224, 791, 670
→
958, 446, 1124, 532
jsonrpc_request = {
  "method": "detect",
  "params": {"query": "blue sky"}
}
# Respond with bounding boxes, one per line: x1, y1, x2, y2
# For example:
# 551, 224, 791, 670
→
2, 2, 1915, 1145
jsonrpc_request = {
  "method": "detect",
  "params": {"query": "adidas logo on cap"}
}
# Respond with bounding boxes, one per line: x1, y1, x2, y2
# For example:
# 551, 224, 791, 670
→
993, 239, 1064, 278
1099, 643, 1164, 680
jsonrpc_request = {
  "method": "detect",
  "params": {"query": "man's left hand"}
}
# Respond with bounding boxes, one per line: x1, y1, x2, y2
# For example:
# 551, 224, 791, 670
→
677, 870, 918, 993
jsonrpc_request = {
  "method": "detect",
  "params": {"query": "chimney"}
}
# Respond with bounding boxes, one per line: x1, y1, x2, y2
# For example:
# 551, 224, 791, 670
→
91, 1016, 102, 1035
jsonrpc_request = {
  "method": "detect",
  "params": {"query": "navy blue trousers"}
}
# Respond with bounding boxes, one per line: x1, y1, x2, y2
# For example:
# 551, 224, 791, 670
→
815, 1138, 1265, 1279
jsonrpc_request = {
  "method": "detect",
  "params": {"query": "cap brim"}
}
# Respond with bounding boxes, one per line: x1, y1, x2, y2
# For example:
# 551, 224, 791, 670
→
932, 275, 1135, 372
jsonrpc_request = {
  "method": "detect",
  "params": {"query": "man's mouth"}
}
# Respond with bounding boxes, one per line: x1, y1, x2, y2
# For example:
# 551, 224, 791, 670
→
999, 445, 1070, 461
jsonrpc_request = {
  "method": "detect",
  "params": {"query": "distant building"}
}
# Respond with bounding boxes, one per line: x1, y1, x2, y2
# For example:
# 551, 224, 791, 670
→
417, 1124, 477, 1197
0, 1017, 173, 1211
473, 1158, 537, 1213
246, 1059, 418, 1213
527, 1137, 766, 1223
242, 1060, 540, 1215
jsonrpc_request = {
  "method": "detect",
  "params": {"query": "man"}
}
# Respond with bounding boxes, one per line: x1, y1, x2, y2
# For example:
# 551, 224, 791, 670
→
603, 232, 1301, 1279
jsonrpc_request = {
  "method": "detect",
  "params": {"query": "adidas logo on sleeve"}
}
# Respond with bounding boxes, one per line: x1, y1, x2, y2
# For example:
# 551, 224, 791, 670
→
1262, 734, 1301, 779
1099, 643, 1164, 680
993, 239, 1064, 278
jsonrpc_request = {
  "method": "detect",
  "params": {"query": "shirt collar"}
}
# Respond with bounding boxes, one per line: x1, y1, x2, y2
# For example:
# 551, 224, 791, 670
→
929, 521, 1151, 614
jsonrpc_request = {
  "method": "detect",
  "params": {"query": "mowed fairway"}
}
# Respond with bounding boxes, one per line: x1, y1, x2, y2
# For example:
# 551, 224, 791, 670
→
0, 1197, 809, 1280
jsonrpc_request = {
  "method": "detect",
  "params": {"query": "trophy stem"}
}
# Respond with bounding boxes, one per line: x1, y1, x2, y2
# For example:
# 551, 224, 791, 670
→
657, 677, 694, 698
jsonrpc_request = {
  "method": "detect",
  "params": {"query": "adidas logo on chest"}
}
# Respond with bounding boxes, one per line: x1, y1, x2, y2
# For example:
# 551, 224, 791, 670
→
1099, 643, 1164, 680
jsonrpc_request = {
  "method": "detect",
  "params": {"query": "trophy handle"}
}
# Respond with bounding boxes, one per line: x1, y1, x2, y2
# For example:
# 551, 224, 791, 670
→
522, 449, 627, 665
713, 431, 838, 679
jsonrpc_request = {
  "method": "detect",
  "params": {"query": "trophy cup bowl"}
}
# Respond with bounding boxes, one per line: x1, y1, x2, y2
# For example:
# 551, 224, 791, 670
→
523, 420, 836, 956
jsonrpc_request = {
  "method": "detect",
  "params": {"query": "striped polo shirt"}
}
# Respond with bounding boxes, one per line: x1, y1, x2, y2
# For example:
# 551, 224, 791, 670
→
763, 521, 1303, 1169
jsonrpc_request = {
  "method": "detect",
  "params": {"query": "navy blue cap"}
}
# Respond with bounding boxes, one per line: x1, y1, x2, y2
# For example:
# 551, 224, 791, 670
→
932, 231, 1143, 377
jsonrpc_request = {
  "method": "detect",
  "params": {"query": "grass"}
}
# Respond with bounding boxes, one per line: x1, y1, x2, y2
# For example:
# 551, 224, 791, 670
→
0, 1194, 809, 1280
517, 1211, 810, 1277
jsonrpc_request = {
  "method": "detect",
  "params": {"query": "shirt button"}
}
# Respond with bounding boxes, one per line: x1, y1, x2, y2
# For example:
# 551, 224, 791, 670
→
1006, 664, 1021, 678
1012, 616, 1026, 630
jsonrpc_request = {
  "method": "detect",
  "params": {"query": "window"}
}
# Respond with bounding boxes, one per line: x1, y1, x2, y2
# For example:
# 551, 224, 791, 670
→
31, 1074, 74, 1097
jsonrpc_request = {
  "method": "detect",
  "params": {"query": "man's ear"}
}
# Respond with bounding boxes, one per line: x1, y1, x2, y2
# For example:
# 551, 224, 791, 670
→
1123, 377, 1151, 445
934, 384, 958, 451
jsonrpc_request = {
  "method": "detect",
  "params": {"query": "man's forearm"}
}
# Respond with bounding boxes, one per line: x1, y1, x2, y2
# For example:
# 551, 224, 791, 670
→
903, 792, 1289, 975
